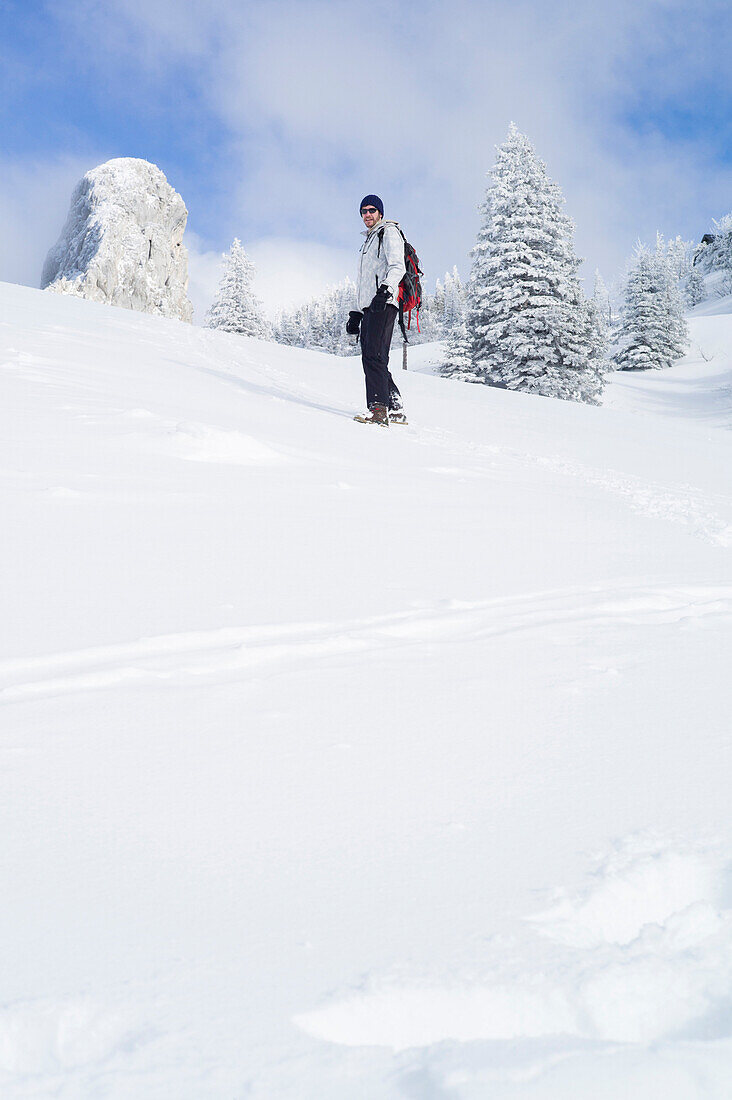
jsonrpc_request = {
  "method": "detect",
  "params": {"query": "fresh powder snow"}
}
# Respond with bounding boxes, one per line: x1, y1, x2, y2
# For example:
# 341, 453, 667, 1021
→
1, 281, 732, 1099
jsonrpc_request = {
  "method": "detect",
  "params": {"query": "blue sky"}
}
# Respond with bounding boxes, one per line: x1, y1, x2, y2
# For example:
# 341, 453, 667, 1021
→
2, 0, 731, 318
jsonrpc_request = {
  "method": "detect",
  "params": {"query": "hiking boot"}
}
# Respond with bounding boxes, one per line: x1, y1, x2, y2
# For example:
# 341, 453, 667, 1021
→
353, 404, 389, 427
389, 410, 408, 425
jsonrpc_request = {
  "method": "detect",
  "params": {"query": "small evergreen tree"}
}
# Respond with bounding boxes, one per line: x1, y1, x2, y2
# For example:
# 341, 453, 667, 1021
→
664, 234, 694, 280
685, 268, 706, 307
465, 124, 605, 403
592, 270, 612, 329
657, 240, 689, 362
206, 239, 270, 338
443, 267, 466, 331
613, 247, 688, 371
441, 316, 477, 380
584, 298, 610, 374
431, 277, 446, 336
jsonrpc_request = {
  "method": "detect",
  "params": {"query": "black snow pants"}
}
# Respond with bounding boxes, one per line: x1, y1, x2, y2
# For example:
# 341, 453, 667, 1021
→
360, 304, 403, 410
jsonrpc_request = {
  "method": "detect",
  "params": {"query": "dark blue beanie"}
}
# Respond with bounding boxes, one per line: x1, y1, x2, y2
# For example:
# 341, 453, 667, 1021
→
360, 194, 384, 216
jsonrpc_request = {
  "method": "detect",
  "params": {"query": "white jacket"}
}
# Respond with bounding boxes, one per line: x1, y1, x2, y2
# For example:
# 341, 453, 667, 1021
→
356, 219, 406, 311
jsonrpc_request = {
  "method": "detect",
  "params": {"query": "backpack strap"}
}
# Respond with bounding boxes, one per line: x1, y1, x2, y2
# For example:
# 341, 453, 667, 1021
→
377, 223, 406, 256
398, 306, 408, 343
397, 307, 420, 342
378, 222, 410, 341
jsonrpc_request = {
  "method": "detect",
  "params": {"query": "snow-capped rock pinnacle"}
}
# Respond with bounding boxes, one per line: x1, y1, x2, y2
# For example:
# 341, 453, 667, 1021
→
41, 157, 194, 322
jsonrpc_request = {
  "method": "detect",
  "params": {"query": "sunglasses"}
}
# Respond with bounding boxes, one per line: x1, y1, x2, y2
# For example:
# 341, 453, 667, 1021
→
361, 207, 378, 215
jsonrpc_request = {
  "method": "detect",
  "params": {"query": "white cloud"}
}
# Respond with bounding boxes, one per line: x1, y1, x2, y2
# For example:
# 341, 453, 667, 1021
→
185, 233, 224, 326
186, 232, 356, 324
248, 237, 355, 318
14, 0, 732, 298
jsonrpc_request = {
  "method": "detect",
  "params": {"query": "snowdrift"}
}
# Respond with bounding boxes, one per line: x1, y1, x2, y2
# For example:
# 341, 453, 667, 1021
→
2, 282, 732, 1099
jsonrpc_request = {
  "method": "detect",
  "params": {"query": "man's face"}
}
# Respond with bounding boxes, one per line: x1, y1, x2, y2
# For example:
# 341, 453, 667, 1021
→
361, 205, 382, 230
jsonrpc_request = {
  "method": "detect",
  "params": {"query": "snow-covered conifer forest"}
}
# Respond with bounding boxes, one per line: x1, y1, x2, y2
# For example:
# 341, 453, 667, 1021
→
273, 276, 359, 354
3, 102, 732, 1100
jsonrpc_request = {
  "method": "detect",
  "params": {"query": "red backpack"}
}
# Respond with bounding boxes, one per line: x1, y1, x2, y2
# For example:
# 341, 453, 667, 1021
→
377, 224, 423, 341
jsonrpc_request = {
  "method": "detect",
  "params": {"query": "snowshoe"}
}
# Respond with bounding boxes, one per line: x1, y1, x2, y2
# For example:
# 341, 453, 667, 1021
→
353, 404, 389, 427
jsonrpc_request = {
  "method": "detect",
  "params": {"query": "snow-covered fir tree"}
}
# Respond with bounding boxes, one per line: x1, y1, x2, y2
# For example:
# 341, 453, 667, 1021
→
441, 317, 476, 380
584, 297, 610, 372
613, 246, 688, 371
651, 233, 693, 286
439, 267, 470, 377
206, 239, 270, 338
465, 124, 605, 403
685, 267, 706, 307
656, 238, 689, 361
429, 277, 446, 336
443, 267, 466, 332
592, 270, 612, 328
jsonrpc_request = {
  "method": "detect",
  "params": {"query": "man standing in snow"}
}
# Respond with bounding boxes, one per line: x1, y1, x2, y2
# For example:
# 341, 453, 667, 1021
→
346, 194, 408, 426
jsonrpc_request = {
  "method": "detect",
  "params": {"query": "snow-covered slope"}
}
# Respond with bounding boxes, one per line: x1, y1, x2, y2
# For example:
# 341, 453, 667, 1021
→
604, 312, 732, 428
688, 288, 732, 317
2, 282, 732, 1099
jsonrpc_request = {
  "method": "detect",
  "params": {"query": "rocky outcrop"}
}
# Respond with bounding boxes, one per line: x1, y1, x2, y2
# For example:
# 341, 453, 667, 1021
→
42, 158, 193, 322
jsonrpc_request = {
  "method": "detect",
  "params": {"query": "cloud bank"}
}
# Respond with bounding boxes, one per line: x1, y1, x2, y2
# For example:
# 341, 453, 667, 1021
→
2, 0, 731, 310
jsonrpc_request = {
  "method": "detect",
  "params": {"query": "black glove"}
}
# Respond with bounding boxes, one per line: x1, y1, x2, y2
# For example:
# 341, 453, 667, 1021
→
370, 285, 392, 313
346, 310, 363, 336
